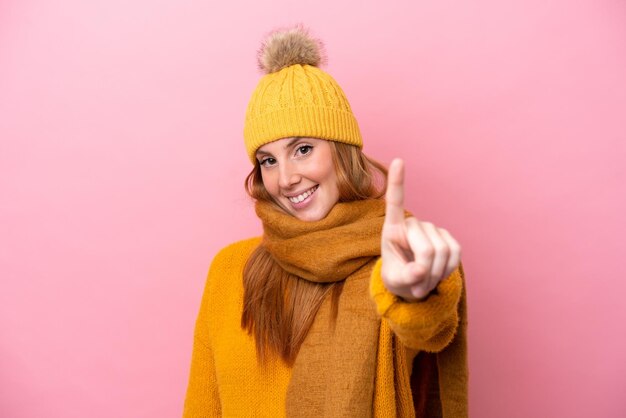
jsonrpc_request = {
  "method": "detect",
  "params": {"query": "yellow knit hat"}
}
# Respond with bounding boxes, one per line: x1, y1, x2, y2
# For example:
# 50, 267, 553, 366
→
243, 25, 363, 164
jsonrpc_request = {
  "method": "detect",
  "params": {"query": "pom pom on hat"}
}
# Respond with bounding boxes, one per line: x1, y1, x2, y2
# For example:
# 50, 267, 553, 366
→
256, 24, 328, 74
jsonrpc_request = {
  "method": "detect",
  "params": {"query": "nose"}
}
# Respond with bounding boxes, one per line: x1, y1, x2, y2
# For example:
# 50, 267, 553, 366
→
278, 160, 301, 190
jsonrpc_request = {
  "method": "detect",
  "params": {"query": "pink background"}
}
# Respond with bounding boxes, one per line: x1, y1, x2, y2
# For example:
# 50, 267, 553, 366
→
1, 1, 625, 417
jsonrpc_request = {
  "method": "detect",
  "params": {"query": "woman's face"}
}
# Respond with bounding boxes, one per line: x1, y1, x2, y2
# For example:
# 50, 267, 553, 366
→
255, 137, 340, 222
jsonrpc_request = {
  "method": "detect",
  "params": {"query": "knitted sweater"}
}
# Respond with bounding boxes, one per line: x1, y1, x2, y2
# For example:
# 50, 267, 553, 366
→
183, 237, 466, 417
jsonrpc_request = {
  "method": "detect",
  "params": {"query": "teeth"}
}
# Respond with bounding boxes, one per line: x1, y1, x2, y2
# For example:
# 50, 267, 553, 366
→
288, 186, 317, 203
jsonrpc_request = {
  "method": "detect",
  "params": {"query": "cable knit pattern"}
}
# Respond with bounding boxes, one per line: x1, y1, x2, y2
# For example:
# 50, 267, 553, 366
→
243, 64, 362, 163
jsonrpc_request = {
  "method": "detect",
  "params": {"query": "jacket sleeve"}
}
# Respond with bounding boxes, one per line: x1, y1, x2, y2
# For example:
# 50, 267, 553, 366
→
369, 258, 465, 352
182, 271, 222, 416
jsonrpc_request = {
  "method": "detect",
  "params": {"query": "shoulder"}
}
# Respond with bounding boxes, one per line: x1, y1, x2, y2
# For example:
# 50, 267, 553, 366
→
198, 236, 262, 312
208, 236, 262, 276
211, 237, 261, 266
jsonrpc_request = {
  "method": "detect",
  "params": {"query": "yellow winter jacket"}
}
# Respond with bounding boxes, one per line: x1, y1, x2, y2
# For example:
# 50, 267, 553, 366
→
183, 237, 467, 417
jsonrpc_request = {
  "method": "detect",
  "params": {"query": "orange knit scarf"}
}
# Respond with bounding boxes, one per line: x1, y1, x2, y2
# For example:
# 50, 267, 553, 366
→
257, 198, 387, 416
257, 198, 386, 283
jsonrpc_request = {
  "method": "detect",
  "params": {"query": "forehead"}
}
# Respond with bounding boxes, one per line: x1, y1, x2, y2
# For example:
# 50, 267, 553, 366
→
256, 137, 325, 154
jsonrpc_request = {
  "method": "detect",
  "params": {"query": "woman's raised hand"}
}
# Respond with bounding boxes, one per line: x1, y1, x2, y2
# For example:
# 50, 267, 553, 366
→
381, 159, 462, 302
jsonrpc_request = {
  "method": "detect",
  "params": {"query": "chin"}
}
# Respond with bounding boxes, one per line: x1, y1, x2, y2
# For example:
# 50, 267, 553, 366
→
296, 213, 322, 222
294, 207, 332, 222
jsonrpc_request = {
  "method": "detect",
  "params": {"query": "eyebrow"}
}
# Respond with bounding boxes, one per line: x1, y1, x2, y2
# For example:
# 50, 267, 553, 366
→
255, 137, 303, 157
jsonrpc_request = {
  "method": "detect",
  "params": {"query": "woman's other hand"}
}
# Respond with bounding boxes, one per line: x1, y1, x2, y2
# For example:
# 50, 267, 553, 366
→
381, 159, 462, 302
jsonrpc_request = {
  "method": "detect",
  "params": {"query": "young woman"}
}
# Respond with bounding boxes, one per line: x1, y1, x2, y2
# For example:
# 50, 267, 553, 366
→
183, 25, 468, 417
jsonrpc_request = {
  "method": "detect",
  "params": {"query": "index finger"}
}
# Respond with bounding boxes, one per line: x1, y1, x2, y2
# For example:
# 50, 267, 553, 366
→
384, 158, 406, 226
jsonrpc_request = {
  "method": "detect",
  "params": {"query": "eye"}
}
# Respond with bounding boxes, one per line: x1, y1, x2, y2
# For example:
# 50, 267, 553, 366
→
296, 145, 313, 156
259, 157, 276, 167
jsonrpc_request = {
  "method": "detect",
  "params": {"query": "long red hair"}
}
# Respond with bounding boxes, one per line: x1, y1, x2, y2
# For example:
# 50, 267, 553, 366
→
242, 140, 387, 365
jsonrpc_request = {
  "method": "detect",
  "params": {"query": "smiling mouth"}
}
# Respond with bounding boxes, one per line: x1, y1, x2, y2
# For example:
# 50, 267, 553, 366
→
287, 185, 319, 204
